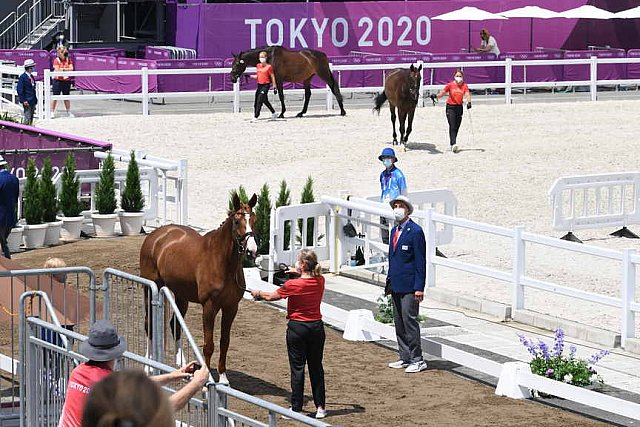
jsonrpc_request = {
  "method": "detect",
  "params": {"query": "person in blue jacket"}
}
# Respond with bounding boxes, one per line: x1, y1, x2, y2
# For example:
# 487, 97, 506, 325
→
17, 59, 38, 126
0, 155, 19, 259
386, 195, 427, 373
378, 147, 408, 244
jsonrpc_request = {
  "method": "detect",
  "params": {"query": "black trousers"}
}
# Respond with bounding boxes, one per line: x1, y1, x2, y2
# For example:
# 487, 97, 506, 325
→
254, 83, 275, 118
445, 104, 464, 146
286, 320, 326, 412
0, 227, 10, 259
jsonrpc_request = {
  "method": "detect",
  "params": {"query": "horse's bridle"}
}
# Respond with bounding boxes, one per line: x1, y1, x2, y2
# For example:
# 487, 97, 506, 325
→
235, 231, 256, 255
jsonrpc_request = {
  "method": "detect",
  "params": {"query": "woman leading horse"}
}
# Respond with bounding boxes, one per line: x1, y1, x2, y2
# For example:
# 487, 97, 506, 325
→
230, 46, 347, 118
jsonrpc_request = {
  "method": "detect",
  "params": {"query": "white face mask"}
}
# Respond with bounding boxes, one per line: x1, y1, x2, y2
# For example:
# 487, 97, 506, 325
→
455, 76, 463, 84
393, 207, 406, 221
382, 158, 393, 168
259, 57, 267, 63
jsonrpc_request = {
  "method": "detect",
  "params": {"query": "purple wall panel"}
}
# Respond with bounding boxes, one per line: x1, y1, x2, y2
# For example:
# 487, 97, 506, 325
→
116, 58, 158, 93
156, 58, 224, 92
499, 52, 564, 83
73, 54, 119, 93
0, 50, 50, 81
627, 49, 640, 80
564, 50, 626, 81
145, 47, 171, 61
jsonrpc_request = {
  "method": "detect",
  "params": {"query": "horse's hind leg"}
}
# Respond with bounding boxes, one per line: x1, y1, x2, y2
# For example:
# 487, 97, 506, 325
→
296, 78, 312, 118
217, 303, 239, 386
389, 103, 397, 145
170, 297, 189, 367
317, 61, 346, 115
404, 108, 416, 147
276, 80, 286, 118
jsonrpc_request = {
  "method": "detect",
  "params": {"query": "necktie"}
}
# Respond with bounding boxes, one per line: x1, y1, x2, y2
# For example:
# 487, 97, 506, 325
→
392, 225, 401, 251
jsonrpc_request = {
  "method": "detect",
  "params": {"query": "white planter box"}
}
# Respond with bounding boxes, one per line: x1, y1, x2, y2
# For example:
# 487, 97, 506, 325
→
7, 226, 23, 253
91, 213, 118, 237
44, 220, 63, 245
58, 216, 84, 241
23, 223, 48, 249
119, 211, 145, 236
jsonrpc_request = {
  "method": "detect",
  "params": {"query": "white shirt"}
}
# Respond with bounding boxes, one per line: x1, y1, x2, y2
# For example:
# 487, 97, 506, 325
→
481, 36, 500, 56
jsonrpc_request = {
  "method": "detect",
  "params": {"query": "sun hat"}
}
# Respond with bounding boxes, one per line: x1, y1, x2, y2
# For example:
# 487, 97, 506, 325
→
23, 59, 35, 68
378, 147, 397, 162
389, 195, 414, 216
79, 320, 127, 362
0, 155, 7, 167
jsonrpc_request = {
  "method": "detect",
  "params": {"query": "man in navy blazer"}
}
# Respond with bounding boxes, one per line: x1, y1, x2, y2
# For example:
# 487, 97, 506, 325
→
0, 155, 19, 258
386, 195, 427, 373
17, 59, 38, 126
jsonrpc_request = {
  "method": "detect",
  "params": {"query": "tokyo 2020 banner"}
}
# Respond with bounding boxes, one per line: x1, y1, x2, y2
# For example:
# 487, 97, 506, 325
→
165, 0, 639, 59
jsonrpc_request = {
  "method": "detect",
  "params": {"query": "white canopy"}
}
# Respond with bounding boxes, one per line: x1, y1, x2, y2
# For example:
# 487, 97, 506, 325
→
615, 6, 640, 19
432, 6, 508, 21
499, 6, 561, 19
559, 5, 616, 19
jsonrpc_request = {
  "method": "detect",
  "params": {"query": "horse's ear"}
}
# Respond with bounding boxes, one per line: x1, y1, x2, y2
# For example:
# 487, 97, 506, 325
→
248, 193, 258, 208
232, 193, 241, 211
410, 64, 416, 72
418, 64, 423, 72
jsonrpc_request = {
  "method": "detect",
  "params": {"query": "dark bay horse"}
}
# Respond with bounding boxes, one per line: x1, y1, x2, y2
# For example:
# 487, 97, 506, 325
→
229, 46, 347, 118
140, 193, 258, 385
373, 64, 423, 150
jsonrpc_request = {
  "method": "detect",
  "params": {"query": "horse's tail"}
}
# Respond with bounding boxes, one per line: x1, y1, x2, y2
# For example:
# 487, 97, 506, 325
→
373, 91, 388, 114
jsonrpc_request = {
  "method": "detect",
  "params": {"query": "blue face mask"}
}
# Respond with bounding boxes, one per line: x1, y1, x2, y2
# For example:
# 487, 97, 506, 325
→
382, 158, 393, 168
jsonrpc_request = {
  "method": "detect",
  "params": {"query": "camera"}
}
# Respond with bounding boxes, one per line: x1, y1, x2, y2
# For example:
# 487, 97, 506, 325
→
186, 362, 202, 374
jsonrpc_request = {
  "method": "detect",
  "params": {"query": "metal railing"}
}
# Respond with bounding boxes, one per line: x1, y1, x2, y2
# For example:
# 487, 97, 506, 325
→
0, 0, 66, 49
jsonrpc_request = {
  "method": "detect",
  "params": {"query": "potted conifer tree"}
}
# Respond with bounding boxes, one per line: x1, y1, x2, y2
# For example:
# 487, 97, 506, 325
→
7, 200, 23, 253
22, 159, 48, 248
119, 150, 145, 235
40, 157, 62, 245
91, 153, 118, 237
57, 153, 84, 241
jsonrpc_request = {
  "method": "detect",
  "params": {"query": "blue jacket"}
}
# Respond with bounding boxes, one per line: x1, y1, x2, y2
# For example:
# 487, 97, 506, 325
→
0, 169, 19, 228
388, 218, 426, 294
17, 72, 37, 105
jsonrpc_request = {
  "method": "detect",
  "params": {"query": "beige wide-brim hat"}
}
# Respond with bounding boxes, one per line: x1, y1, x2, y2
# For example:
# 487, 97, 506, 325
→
23, 59, 35, 68
389, 195, 414, 215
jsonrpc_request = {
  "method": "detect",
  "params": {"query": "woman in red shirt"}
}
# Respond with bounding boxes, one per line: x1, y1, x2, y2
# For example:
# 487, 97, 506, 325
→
251, 249, 327, 419
431, 69, 472, 153
250, 50, 278, 121
52, 46, 74, 117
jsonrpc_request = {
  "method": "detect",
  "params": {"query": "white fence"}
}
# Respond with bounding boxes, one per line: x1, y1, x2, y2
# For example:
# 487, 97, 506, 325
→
37, 55, 640, 118
0, 63, 45, 119
549, 172, 640, 234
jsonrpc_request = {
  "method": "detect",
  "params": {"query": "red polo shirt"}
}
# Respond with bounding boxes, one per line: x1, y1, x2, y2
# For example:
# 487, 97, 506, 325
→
444, 81, 469, 105
277, 276, 325, 322
58, 361, 113, 427
256, 63, 274, 84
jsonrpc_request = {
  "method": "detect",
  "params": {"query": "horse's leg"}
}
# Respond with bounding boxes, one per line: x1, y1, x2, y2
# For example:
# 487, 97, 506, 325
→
276, 80, 286, 118
404, 108, 416, 146
143, 286, 155, 372
170, 297, 189, 367
389, 103, 397, 145
316, 60, 346, 116
398, 109, 408, 150
202, 298, 220, 371
296, 78, 312, 118
217, 303, 239, 386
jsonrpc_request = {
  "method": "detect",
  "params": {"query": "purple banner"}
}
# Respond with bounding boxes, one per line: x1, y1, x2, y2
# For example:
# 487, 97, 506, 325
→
117, 58, 158, 93
145, 47, 171, 60
74, 54, 119, 93
500, 51, 564, 83
564, 50, 626, 81
156, 58, 225, 92
0, 50, 50, 81
0, 120, 110, 177
628, 49, 640, 80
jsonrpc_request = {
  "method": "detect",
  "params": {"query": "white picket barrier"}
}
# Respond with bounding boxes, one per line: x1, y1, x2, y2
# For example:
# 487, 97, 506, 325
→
549, 172, 640, 237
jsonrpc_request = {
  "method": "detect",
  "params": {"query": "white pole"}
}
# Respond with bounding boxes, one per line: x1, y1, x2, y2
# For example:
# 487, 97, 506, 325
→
426, 208, 436, 288
268, 206, 277, 284
43, 68, 51, 119
141, 67, 149, 116
505, 58, 512, 105
621, 248, 636, 347
418, 60, 425, 107
590, 56, 597, 102
116, 0, 121, 42
35, 81, 44, 119
512, 226, 526, 310
233, 81, 240, 113
179, 159, 188, 225
326, 63, 333, 112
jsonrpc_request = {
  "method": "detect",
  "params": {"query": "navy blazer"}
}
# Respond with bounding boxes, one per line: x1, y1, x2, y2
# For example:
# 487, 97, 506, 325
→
17, 72, 37, 105
0, 170, 19, 228
387, 218, 426, 294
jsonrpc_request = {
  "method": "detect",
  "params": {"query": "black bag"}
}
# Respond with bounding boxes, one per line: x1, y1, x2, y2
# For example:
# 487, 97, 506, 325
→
384, 276, 392, 296
355, 246, 365, 266
343, 221, 357, 238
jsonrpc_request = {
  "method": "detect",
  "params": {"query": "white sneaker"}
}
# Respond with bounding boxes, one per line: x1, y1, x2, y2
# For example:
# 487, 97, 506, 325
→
249, 117, 258, 123
388, 360, 409, 369
67, 111, 75, 118
281, 408, 298, 420
271, 112, 278, 119
405, 360, 428, 373
451, 144, 459, 153
315, 407, 327, 419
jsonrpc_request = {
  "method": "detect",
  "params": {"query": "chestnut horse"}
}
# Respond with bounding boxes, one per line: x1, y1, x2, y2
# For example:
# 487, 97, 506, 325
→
373, 64, 423, 150
140, 193, 258, 385
229, 46, 347, 118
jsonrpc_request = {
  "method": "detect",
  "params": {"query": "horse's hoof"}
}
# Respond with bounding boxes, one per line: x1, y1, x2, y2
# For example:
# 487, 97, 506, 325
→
340, 110, 347, 116
392, 139, 398, 146
218, 372, 230, 386
296, 112, 304, 118
278, 113, 285, 118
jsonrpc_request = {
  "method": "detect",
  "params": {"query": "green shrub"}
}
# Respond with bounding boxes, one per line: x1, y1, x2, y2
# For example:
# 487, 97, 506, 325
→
59, 153, 82, 217
0, 111, 21, 123
299, 176, 315, 246
276, 180, 291, 250
23, 159, 42, 225
121, 150, 145, 212
255, 183, 272, 255
375, 295, 427, 324
39, 157, 58, 222
95, 153, 117, 214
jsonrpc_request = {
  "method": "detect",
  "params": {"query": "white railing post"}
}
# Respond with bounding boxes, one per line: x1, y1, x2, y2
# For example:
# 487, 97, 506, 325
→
35, 81, 43, 119
505, 58, 512, 105
141, 67, 149, 115
426, 208, 436, 288
418, 60, 425, 107
43, 68, 51, 119
268, 206, 277, 283
512, 226, 526, 310
178, 159, 188, 225
233, 80, 240, 113
621, 248, 636, 347
590, 56, 597, 102
328, 208, 338, 273
326, 63, 333, 112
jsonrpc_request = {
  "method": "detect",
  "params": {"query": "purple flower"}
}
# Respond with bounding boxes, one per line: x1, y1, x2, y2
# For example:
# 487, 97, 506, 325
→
569, 345, 577, 357
588, 349, 610, 365
552, 329, 565, 358
538, 339, 551, 360
518, 334, 538, 357
545, 368, 555, 376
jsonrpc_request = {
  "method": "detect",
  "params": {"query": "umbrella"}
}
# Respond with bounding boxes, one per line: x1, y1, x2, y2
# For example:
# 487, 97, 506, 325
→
558, 5, 616, 49
614, 6, 640, 19
432, 6, 508, 52
499, 6, 561, 51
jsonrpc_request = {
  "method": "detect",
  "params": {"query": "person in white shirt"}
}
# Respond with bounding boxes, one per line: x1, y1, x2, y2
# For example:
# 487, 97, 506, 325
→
475, 29, 500, 56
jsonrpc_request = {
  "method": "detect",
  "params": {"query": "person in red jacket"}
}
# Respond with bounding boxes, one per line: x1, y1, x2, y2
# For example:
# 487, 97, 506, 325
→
431, 69, 472, 153
250, 50, 278, 121
251, 249, 327, 419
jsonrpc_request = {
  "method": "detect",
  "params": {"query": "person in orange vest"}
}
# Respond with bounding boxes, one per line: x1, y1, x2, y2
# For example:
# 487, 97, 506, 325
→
249, 50, 278, 122
52, 46, 75, 118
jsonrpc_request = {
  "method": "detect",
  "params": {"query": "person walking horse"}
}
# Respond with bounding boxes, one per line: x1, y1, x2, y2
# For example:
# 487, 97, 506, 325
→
250, 50, 278, 122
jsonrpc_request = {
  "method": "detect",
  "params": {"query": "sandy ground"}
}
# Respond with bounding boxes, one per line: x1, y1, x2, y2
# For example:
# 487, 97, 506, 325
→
39, 100, 640, 335
9, 237, 608, 427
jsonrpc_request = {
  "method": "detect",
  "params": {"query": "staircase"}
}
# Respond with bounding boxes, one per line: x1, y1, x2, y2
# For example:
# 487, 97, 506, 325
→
0, 0, 68, 50
17, 15, 64, 49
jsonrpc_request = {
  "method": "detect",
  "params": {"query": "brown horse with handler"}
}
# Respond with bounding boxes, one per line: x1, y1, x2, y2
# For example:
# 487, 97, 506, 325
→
140, 193, 258, 385
230, 46, 347, 118
373, 64, 423, 150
